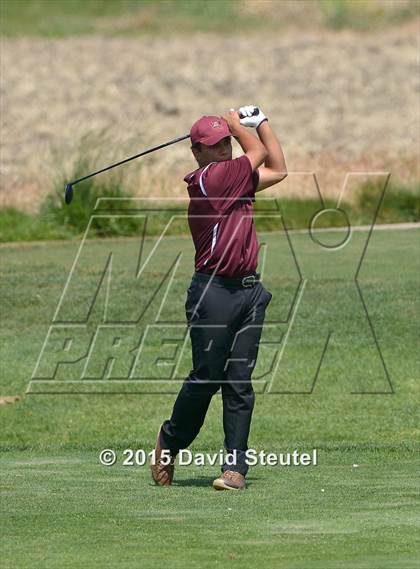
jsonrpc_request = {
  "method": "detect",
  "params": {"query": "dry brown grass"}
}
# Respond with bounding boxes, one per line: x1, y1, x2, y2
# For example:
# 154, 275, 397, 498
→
0, 23, 418, 211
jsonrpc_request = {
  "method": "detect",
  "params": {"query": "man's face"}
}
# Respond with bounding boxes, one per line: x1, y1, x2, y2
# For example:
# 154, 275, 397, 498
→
192, 136, 232, 167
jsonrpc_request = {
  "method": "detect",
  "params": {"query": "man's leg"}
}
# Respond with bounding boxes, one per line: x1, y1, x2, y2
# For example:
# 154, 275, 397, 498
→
160, 279, 243, 454
220, 283, 272, 477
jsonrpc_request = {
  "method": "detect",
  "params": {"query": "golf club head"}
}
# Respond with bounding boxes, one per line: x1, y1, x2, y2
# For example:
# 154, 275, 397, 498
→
64, 183, 73, 205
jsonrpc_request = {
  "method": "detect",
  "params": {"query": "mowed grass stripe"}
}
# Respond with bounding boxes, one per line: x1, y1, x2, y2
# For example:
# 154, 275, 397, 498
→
0, 228, 418, 451
0, 228, 418, 567
0, 449, 419, 568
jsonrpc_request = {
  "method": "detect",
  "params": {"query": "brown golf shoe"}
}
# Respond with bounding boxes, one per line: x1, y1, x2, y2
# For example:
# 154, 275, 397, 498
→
150, 427, 176, 486
213, 470, 246, 491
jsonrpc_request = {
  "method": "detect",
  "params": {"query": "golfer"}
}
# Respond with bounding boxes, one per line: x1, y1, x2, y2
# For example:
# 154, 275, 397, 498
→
151, 106, 287, 490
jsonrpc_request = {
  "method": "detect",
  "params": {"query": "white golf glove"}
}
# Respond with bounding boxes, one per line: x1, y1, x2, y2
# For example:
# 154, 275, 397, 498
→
238, 105, 267, 128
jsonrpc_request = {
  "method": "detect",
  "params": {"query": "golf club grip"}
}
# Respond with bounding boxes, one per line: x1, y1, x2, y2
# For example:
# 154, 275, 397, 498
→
238, 107, 260, 119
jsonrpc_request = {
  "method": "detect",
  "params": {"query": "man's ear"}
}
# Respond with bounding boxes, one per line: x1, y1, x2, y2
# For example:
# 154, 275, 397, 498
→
191, 146, 200, 162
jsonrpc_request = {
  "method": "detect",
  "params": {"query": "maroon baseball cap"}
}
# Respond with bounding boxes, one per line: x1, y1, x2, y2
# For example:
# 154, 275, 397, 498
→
190, 115, 231, 146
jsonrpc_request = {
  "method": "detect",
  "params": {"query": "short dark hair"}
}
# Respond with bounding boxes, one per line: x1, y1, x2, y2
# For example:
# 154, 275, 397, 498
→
191, 142, 202, 151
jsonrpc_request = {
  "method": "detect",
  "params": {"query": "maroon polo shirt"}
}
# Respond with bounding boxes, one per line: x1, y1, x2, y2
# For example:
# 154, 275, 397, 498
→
184, 154, 260, 277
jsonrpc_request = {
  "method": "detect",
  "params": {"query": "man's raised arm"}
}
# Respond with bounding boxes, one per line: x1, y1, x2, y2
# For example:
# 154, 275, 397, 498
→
238, 105, 287, 192
256, 121, 287, 192
223, 110, 267, 171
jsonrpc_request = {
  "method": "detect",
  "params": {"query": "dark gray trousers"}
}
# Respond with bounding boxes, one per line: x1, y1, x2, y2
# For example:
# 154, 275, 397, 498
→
160, 271, 272, 476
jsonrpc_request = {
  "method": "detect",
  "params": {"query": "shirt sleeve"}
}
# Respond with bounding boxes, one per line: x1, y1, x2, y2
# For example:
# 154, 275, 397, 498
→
201, 155, 260, 212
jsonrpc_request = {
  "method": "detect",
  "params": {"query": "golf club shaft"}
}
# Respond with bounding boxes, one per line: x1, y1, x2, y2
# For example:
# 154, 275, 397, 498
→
68, 108, 259, 187
69, 133, 190, 187
65, 107, 260, 204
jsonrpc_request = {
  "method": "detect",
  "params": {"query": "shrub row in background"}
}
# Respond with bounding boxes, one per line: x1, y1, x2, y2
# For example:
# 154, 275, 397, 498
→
0, 181, 418, 243
1, 0, 418, 37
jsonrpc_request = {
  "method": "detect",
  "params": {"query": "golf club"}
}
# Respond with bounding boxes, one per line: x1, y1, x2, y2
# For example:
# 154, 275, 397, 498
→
64, 107, 260, 205
64, 134, 190, 205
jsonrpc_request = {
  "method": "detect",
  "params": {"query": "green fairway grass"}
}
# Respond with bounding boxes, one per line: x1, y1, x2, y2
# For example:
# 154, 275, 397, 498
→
0, 227, 419, 567
1, 449, 419, 569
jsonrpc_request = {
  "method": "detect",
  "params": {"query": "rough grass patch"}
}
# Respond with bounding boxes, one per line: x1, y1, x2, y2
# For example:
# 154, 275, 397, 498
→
355, 181, 420, 223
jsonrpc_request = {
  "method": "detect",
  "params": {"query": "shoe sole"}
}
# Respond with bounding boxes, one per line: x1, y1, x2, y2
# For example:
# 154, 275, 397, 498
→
212, 478, 245, 491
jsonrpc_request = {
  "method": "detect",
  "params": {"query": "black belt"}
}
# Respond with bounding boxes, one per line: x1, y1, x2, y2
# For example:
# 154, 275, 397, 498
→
194, 270, 260, 288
